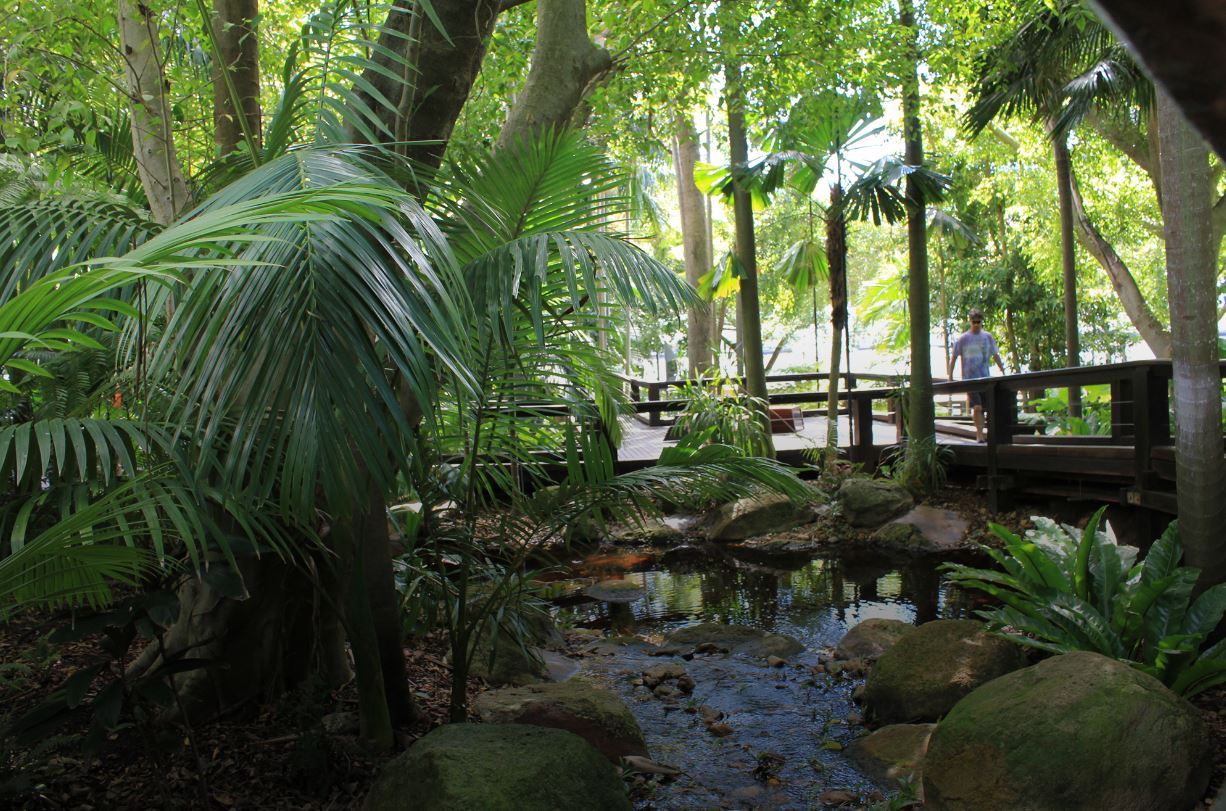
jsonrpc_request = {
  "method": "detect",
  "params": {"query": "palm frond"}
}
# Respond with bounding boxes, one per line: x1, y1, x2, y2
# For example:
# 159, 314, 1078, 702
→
142, 149, 471, 520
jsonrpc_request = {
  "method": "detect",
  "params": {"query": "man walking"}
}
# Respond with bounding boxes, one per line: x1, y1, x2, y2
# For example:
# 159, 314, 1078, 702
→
948, 308, 1006, 442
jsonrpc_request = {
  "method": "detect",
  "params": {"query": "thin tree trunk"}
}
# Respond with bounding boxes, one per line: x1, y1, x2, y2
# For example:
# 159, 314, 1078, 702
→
673, 114, 714, 377
900, 0, 934, 445
1052, 132, 1082, 416
497, 0, 611, 148
118, 0, 191, 224
1157, 87, 1226, 588
1069, 168, 1173, 357
723, 51, 772, 453
826, 184, 847, 447
211, 0, 261, 157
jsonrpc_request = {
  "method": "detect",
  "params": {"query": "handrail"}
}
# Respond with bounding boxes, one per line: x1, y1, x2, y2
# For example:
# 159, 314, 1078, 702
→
619, 370, 902, 389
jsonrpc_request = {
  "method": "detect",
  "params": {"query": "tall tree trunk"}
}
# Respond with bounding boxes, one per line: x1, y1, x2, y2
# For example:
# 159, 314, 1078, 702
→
1052, 132, 1082, 416
723, 53, 772, 453
826, 185, 847, 447
497, 0, 611, 148
673, 114, 714, 377
1157, 87, 1226, 587
1069, 169, 1173, 357
899, 0, 934, 445
211, 0, 261, 157
118, 0, 191, 224
349, 0, 503, 173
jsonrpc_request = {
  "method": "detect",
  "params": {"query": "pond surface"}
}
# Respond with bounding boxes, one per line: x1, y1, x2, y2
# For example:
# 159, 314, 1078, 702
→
550, 547, 975, 809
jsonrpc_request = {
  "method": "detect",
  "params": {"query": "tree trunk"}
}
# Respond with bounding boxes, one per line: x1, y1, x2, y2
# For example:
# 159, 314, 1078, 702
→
724, 52, 772, 453
1068, 168, 1173, 357
673, 114, 714, 377
1157, 87, 1226, 587
497, 0, 611, 148
127, 551, 352, 726
900, 0, 934, 445
826, 184, 847, 447
118, 0, 191, 224
211, 0, 261, 157
1052, 132, 1082, 416
348, 0, 503, 173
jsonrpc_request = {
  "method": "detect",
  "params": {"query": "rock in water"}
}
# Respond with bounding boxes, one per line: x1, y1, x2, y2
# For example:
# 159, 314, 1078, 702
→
862, 619, 1025, 723
923, 652, 1212, 811
869, 506, 970, 553
473, 680, 648, 762
663, 622, 804, 659
835, 618, 913, 662
702, 494, 815, 541
583, 579, 648, 603
846, 723, 934, 788
365, 723, 630, 811
835, 480, 914, 528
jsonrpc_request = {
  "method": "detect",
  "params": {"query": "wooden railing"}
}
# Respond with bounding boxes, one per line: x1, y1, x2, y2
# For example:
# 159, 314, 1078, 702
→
622, 371, 902, 426
930, 360, 1181, 512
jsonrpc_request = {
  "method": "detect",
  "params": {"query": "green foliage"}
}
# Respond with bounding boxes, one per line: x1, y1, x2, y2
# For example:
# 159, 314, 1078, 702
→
670, 379, 772, 457
944, 510, 1226, 696
879, 437, 954, 497
1031, 384, 1113, 435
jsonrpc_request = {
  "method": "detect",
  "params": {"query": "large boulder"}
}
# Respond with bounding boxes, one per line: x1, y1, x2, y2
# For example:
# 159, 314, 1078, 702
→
663, 622, 803, 659
703, 494, 815, 541
836, 480, 914, 528
835, 618, 913, 661
923, 652, 1212, 811
869, 506, 970, 553
473, 680, 648, 762
468, 609, 564, 686
847, 723, 934, 788
365, 723, 630, 811
862, 620, 1026, 723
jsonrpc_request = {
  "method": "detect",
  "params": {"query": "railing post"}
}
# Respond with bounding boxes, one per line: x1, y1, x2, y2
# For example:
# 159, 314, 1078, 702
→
1130, 365, 1170, 490
851, 391, 875, 466
985, 380, 1016, 512
648, 382, 663, 427
1110, 374, 1135, 445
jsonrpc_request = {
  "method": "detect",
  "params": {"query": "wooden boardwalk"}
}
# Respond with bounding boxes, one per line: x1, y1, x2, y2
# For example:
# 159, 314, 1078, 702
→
617, 413, 968, 463
615, 361, 1196, 519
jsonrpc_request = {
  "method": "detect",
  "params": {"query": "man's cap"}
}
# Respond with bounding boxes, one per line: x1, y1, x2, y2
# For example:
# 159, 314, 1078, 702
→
969, 308, 984, 322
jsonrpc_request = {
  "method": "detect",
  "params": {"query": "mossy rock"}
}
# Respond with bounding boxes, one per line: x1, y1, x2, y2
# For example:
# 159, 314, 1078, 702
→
836, 479, 914, 528
467, 608, 563, 686
703, 494, 815, 541
365, 723, 630, 811
862, 619, 1026, 723
835, 618, 914, 661
923, 651, 1212, 811
473, 679, 648, 762
663, 622, 803, 659
847, 723, 934, 788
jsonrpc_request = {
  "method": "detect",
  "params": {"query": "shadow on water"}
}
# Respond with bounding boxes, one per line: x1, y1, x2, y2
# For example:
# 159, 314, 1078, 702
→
551, 548, 974, 809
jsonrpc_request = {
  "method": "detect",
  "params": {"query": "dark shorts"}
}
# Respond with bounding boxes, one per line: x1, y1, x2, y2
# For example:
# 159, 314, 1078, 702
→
967, 391, 984, 408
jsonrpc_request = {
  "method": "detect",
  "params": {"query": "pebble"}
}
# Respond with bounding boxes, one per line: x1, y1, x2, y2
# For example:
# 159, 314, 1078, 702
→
820, 739, 843, 751
708, 722, 734, 737
767, 656, 786, 668
817, 788, 858, 806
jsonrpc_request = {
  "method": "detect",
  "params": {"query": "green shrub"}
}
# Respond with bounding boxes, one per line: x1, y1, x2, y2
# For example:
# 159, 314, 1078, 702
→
670, 378, 771, 457
943, 508, 1226, 696
879, 437, 953, 497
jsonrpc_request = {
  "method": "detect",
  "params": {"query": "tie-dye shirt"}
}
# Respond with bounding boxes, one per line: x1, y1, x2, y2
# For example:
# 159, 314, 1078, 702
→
952, 330, 998, 379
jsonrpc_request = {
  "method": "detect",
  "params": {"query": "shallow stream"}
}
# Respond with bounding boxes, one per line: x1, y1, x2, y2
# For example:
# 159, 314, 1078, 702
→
550, 548, 974, 809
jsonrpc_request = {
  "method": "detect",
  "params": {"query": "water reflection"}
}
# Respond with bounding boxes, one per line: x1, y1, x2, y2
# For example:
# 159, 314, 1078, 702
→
557, 550, 972, 650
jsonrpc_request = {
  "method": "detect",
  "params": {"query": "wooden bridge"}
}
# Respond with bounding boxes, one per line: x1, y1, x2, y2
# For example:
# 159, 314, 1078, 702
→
614, 361, 1191, 519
